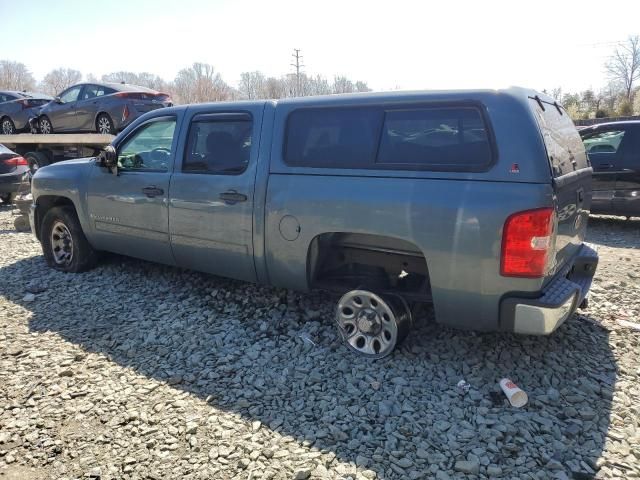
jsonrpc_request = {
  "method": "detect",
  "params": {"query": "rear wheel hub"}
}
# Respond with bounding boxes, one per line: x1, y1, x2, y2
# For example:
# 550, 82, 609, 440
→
336, 290, 411, 359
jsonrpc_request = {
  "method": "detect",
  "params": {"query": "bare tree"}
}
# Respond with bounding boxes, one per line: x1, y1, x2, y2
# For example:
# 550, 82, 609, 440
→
173, 63, 232, 104
355, 81, 371, 93
101, 71, 141, 85
239, 71, 266, 99
332, 76, 355, 94
101, 71, 169, 91
39, 68, 82, 95
0, 60, 36, 90
606, 35, 640, 101
85, 73, 99, 83
264, 77, 287, 99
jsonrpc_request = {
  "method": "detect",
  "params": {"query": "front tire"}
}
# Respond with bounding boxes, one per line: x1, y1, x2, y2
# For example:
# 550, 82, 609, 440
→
1, 117, 15, 134
96, 113, 115, 134
39, 116, 53, 134
41, 206, 97, 272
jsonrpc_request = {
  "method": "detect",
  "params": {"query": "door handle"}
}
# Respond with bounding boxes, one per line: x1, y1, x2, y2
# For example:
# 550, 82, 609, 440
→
142, 186, 164, 198
598, 163, 613, 169
219, 190, 247, 204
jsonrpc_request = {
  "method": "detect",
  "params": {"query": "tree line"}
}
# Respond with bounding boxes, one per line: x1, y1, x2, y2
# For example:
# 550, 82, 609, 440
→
545, 35, 640, 119
0, 60, 371, 104
2, 36, 639, 119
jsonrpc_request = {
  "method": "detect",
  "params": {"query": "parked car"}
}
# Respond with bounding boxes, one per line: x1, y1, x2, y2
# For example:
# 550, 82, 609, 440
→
0, 143, 29, 204
0, 90, 52, 134
580, 121, 640, 218
33, 82, 172, 135
29, 88, 598, 358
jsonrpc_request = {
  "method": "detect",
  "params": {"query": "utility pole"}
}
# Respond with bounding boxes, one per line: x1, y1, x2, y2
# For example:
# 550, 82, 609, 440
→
290, 48, 304, 96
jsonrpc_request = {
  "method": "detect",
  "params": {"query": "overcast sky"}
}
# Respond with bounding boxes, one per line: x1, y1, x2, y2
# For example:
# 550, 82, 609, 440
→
2, 0, 639, 93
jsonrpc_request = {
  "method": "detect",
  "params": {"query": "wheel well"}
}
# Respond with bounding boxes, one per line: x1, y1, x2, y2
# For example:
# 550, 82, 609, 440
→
34, 196, 75, 241
307, 232, 432, 302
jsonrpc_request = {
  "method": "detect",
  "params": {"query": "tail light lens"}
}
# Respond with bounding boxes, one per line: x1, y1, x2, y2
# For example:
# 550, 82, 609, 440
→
501, 207, 555, 278
122, 104, 129, 122
2, 156, 28, 168
17, 99, 30, 109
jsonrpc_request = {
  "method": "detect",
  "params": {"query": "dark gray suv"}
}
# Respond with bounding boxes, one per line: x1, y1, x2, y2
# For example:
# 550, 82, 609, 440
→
35, 82, 172, 135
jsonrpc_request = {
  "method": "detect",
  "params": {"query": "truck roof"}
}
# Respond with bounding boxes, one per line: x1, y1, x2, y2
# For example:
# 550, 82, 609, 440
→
180, 86, 552, 111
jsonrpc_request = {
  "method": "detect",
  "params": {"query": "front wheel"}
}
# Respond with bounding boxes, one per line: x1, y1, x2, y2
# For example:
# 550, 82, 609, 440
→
96, 114, 115, 135
1, 117, 15, 134
39, 116, 53, 134
41, 206, 98, 272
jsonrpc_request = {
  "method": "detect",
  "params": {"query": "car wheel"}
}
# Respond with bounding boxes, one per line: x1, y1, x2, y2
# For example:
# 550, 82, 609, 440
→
41, 206, 98, 272
1, 193, 16, 204
25, 151, 51, 174
1, 117, 15, 134
39, 116, 53, 134
96, 114, 115, 135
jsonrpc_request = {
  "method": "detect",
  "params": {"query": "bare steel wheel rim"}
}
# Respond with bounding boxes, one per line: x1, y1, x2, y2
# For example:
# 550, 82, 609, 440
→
40, 118, 51, 134
336, 290, 409, 358
50, 220, 74, 266
98, 116, 111, 134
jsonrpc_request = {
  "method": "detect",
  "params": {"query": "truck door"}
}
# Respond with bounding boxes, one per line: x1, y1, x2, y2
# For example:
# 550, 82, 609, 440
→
86, 115, 178, 264
582, 127, 628, 214
168, 106, 263, 282
613, 125, 640, 216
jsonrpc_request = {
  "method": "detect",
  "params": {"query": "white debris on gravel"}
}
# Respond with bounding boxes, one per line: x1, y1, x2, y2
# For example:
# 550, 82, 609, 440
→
0, 205, 639, 479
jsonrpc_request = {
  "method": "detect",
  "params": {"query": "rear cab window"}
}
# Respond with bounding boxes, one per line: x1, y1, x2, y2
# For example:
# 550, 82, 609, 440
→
284, 104, 495, 171
528, 97, 589, 178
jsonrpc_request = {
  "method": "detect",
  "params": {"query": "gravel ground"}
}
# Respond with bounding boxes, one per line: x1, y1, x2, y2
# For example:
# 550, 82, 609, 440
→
0, 205, 639, 480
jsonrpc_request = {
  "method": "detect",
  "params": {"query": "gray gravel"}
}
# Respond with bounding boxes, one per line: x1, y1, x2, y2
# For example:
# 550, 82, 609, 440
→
1, 205, 639, 479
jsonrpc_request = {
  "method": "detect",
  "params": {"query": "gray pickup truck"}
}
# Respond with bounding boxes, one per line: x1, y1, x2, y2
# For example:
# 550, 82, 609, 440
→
29, 88, 598, 358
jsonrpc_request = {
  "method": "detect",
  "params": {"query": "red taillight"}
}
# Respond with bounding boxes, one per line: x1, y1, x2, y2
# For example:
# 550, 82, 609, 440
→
501, 207, 555, 278
122, 104, 130, 122
17, 99, 29, 109
2, 156, 27, 168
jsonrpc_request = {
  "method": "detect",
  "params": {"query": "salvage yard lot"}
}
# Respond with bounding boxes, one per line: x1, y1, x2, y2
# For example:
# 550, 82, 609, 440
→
0, 206, 638, 480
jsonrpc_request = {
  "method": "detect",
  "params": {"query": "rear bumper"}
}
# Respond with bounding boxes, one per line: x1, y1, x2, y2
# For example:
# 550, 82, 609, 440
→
500, 243, 599, 334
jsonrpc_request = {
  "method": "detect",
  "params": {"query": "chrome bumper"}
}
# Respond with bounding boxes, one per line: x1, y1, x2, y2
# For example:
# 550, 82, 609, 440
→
501, 243, 599, 335
28, 204, 37, 239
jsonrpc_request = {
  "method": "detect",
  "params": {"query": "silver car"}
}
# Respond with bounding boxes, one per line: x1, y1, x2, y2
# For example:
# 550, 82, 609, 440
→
35, 82, 172, 135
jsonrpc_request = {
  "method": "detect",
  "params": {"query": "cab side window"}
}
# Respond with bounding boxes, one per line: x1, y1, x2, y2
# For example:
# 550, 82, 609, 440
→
117, 118, 176, 172
183, 117, 252, 174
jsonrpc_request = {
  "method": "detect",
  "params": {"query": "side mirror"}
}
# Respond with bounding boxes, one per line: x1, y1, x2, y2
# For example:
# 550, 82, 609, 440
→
54, 96, 62, 104
98, 145, 118, 173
